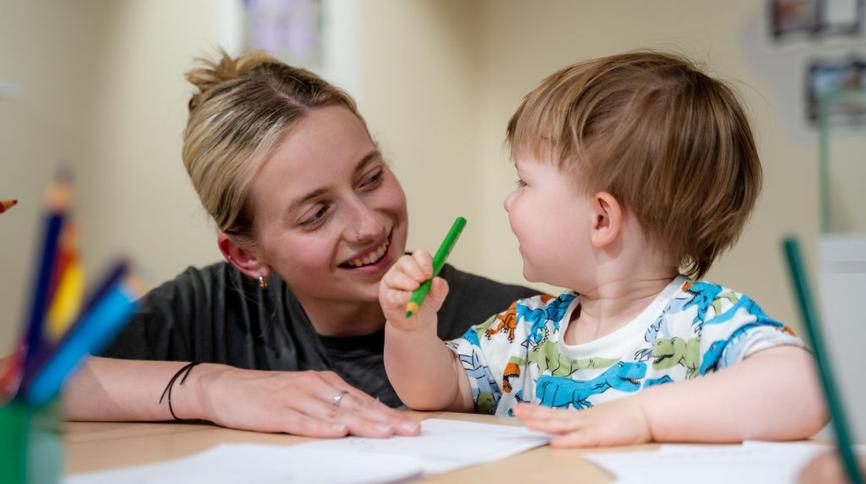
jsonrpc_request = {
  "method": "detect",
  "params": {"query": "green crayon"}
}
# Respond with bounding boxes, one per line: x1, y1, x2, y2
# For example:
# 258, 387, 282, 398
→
405, 217, 466, 317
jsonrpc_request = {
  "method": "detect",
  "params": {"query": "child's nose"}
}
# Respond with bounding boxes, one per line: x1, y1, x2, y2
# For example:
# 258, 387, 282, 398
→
503, 191, 515, 213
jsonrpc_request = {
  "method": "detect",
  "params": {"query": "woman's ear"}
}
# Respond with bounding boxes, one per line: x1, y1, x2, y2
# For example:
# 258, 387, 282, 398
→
590, 192, 623, 249
217, 233, 269, 280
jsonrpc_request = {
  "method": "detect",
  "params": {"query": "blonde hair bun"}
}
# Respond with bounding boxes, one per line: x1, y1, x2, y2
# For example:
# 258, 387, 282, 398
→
180, 47, 364, 245
185, 49, 277, 112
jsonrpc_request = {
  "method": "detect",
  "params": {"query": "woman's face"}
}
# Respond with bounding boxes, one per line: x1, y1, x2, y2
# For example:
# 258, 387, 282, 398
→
247, 105, 408, 306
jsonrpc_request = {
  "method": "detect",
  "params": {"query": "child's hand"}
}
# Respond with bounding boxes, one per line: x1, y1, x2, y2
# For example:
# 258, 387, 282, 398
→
514, 395, 653, 447
379, 250, 449, 332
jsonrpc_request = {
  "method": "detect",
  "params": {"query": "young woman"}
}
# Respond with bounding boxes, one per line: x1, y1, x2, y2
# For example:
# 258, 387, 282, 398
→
64, 50, 534, 438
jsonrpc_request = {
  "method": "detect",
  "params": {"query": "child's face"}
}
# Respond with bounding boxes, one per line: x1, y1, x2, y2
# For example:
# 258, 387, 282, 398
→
503, 154, 594, 289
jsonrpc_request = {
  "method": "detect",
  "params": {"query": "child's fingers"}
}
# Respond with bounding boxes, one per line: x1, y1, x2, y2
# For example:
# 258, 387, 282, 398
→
517, 403, 581, 421
516, 404, 587, 433
550, 428, 601, 448
429, 277, 449, 302
410, 250, 434, 278
383, 269, 423, 292
418, 277, 449, 316
514, 403, 558, 419
395, 253, 430, 282
383, 288, 411, 307
521, 415, 585, 434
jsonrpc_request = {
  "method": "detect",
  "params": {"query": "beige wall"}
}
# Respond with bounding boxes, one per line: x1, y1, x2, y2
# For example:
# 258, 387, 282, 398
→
357, 0, 865, 330
0, 0, 112, 352
74, 0, 228, 290
468, 0, 864, 330
357, 0, 484, 266
471, 0, 817, 325
0, 0, 230, 352
2, 0, 864, 353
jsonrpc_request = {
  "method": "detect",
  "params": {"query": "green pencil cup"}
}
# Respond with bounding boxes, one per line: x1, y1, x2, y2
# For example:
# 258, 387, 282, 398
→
0, 398, 63, 484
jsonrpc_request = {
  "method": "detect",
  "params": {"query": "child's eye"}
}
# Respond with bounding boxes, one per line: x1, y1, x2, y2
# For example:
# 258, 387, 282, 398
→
515, 178, 527, 188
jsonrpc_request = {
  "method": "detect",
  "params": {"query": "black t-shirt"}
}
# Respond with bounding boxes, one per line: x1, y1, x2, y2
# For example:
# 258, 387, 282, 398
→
103, 262, 537, 407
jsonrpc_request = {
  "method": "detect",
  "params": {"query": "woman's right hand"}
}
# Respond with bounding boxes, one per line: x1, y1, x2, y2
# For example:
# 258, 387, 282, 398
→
189, 365, 421, 438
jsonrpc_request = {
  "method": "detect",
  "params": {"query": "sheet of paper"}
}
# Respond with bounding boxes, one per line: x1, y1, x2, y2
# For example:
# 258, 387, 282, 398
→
297, 418, 550, 474
65, 418, 548, 483
64, 444, 424, 484
583, 440, 834, 484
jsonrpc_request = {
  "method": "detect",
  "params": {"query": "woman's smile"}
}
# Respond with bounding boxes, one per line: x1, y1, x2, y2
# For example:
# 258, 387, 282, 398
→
339, 230, 395, 276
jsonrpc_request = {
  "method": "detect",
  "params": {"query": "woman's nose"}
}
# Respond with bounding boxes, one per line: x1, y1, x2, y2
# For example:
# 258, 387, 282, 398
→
349, 201, 382, 242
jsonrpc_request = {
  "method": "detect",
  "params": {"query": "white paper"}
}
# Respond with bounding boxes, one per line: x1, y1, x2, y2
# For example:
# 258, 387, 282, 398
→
297, 418, 550, 474
65, 418, 548, 484
584, 440, 835, 484
64, 444, 423, 484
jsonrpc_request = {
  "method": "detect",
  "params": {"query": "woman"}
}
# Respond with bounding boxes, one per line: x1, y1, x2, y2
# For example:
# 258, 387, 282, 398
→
65, 50, 534, 438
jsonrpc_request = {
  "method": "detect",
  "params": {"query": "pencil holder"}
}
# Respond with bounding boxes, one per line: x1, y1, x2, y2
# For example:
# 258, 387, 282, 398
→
0, 398, 63, 484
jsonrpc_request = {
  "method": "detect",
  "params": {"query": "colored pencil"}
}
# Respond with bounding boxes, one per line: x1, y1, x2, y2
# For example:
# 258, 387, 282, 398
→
46, 222, 85, 340
19, 260, 129, 392
21, 180, 73, 375
405, 217, 467, 317
0, 198, 17, 214
783, 237, 864, 484
0, 349, 24, 402
22, 276, 139, 406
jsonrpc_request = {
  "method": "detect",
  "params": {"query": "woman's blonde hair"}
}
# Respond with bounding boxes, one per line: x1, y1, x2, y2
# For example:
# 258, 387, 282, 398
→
506, 51, 761, 279
183, 49, 365, 245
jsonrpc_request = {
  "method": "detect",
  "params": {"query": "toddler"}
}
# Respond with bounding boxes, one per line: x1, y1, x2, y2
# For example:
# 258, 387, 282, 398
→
380, 52, 826, 447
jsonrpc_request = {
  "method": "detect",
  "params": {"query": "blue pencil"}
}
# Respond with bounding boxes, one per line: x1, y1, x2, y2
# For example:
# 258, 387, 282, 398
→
21, 180, 73, 376
22, 280, 138, 406
21, 260, 130, 387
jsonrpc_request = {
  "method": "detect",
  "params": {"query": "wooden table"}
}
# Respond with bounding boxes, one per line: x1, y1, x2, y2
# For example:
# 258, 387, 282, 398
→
65, 411, 655, 482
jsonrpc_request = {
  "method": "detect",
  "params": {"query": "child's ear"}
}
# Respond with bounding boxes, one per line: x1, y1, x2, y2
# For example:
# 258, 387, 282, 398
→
590, 192, 623, 249
217, 232, 270, 280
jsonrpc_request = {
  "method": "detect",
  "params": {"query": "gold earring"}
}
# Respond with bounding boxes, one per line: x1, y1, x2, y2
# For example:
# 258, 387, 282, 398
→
258, 274, 268, 289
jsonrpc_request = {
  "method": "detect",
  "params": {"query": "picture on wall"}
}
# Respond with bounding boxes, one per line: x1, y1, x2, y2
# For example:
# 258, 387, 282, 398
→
806, 57, 866, 124
771, 0, 864, 39
243, 0, 323, 69
772, 0, 821, 36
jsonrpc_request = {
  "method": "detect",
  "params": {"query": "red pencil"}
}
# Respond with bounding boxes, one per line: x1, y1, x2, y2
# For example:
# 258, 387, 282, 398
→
0, 199, 17, 214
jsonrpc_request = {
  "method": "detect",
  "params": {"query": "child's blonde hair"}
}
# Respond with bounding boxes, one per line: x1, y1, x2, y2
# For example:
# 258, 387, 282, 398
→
506, 51, 761, 279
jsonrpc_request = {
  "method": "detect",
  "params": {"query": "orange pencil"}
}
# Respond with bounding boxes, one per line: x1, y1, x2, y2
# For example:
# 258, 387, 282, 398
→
0, 198, 17, 214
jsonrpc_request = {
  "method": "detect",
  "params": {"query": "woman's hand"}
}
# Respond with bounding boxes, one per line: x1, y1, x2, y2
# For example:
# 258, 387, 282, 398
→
379, 251, 449, 333
191, 365, 421, 438
514, 395, 653, 447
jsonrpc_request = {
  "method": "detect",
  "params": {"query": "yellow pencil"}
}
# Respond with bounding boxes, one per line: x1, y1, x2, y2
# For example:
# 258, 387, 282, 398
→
47, 222, 85, 340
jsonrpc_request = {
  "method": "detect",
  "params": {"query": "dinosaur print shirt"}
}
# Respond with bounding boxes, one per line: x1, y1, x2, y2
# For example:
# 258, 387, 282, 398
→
446, 276, 804, 416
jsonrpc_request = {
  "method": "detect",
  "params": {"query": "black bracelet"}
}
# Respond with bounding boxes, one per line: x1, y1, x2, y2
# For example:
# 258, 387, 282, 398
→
158, 361, 201, 422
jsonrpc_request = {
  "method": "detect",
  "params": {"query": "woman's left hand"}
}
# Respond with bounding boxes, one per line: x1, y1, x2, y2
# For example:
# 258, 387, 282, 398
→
514, 395, 653, 447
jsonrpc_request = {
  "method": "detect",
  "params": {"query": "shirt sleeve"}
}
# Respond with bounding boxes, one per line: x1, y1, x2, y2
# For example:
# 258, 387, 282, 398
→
446, 313, 504, 415
697, 293, 804, 375
446, 297, 536, 415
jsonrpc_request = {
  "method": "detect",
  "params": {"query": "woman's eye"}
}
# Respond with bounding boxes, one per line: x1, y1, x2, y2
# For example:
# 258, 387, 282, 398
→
359, 169, 384, 190
301, 205, 330, 226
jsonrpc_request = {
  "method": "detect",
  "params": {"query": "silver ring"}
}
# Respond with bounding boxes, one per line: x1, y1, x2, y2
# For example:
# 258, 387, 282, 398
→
332, 390, 349, 408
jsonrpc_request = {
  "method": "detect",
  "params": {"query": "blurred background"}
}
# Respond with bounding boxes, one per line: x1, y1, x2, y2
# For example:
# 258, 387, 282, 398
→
1, 0, 864, 353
